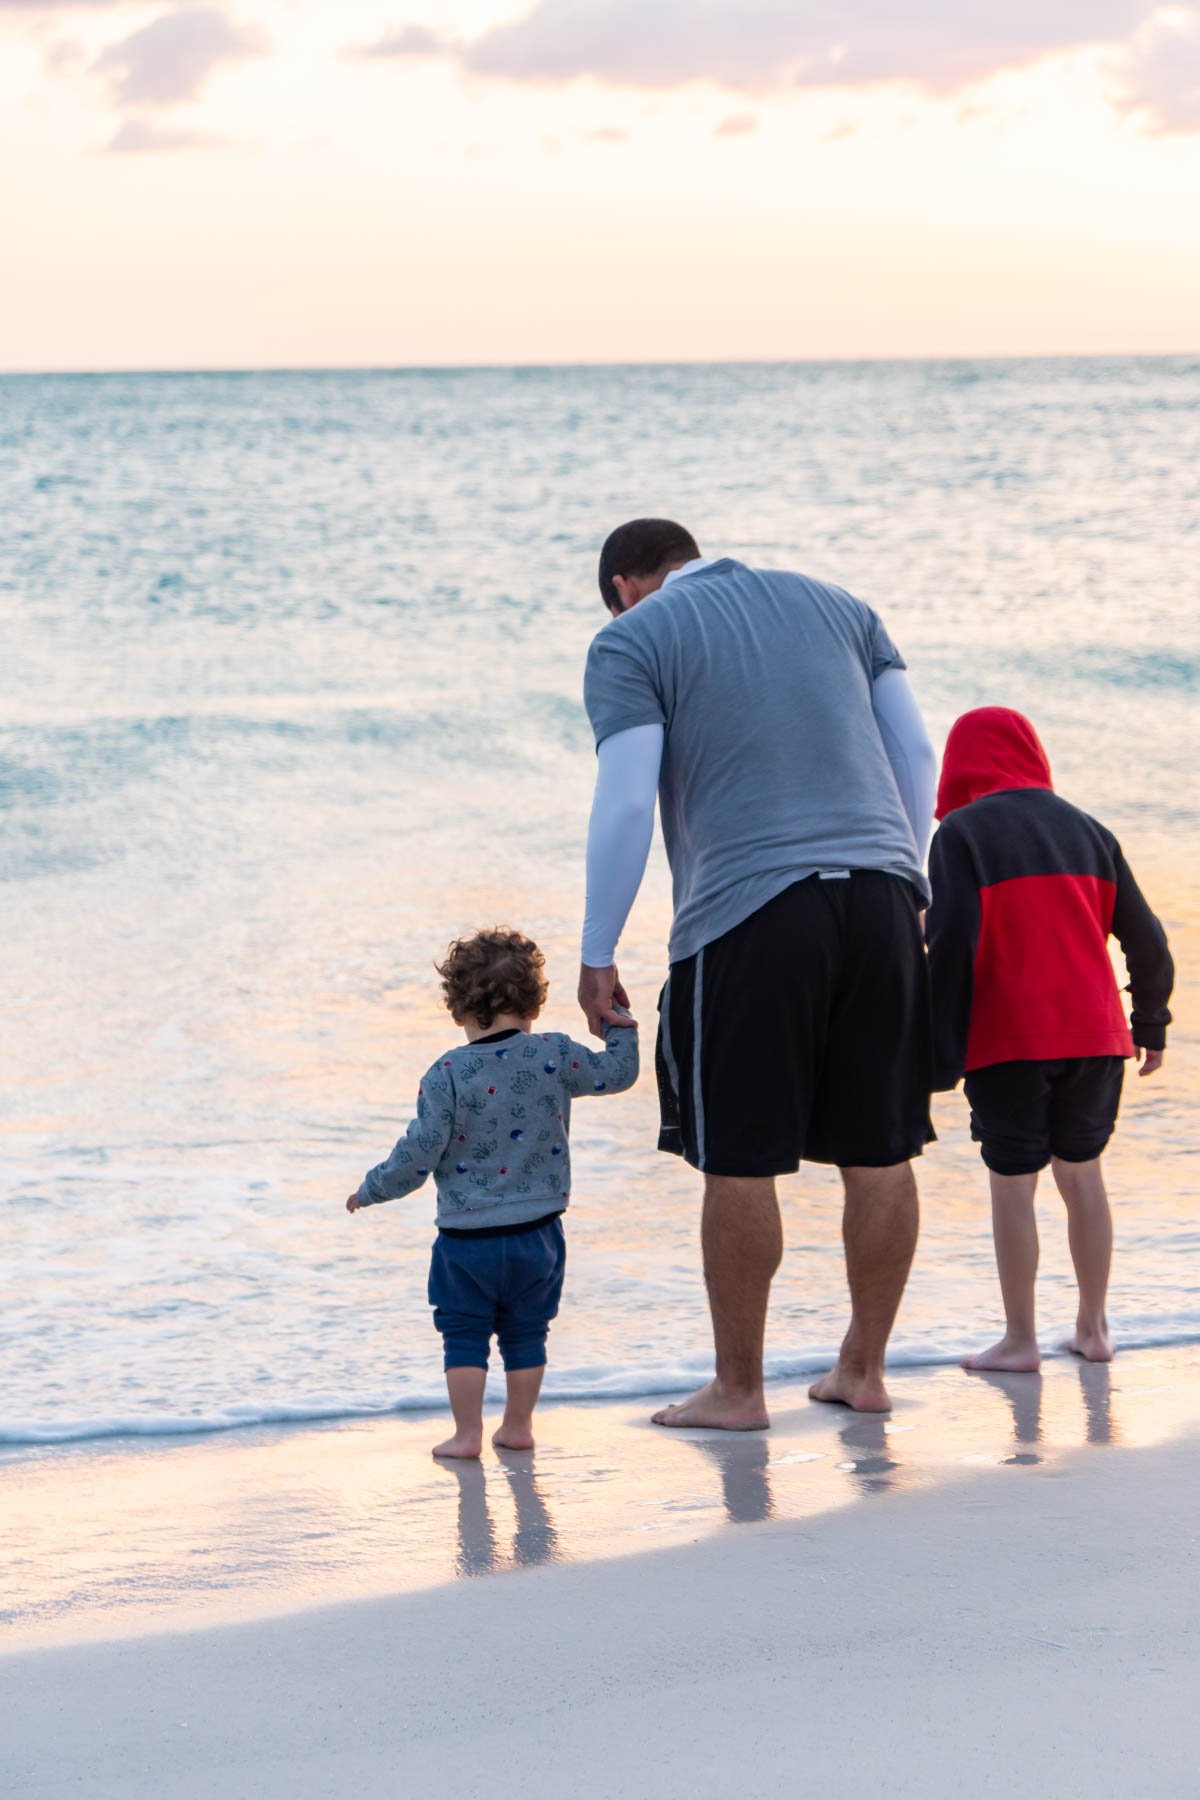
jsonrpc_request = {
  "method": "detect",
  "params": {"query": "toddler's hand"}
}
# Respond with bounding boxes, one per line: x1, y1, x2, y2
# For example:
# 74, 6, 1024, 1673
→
1136, 1047, 1164, 1077
345, 1193, 361, 1213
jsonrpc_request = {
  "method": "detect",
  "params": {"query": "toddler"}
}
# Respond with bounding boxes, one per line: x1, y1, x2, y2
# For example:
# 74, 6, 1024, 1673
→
346, 928, 638, 1457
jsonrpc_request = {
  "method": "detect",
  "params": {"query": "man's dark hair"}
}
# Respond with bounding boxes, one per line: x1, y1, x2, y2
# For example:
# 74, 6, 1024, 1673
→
597, 518, 701, 614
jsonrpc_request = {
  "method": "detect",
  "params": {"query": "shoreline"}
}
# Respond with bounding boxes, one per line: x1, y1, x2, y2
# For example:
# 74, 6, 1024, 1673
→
8, 1320, 1200, 1453
5, 1342, 1200, 1656
3, 1398, 1198, 1797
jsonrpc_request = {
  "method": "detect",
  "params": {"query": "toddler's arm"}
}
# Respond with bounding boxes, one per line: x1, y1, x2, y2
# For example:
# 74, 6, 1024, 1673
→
560, 1018, 639, 1098
350, 1061, 455, 1210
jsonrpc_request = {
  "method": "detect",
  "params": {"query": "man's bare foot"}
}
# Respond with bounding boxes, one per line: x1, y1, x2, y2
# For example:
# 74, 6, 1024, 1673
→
651, 1379, 769, 1431
432, 1431, 483, 1459
492, 1422, 535, 1451
1064, 1326, 1115, 1362
961, 1336, 1042, 1373
808, 1363, 891, 1412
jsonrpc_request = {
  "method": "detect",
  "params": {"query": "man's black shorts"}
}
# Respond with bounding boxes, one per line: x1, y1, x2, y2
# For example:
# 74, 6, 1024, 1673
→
655, 872, 934, 1176
963, 1056, 1125, 1177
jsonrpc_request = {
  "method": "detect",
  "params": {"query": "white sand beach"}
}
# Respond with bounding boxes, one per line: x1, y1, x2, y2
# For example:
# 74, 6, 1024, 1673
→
4, 1347, 1199, 1798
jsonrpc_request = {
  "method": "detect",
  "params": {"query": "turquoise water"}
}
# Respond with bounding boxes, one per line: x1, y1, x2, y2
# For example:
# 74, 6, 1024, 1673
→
1, 359, 1197, 1445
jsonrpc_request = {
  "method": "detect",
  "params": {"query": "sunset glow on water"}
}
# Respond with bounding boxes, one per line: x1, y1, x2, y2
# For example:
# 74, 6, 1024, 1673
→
1, 359, 1196, 1449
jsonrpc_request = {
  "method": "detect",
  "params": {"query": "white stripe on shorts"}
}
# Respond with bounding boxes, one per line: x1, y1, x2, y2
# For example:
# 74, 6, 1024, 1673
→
660, 973, 681, 1100
692, 947, 706, 1170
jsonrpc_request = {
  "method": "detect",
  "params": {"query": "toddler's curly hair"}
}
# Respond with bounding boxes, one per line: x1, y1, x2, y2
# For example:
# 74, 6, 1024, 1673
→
437, 928, 548, 1029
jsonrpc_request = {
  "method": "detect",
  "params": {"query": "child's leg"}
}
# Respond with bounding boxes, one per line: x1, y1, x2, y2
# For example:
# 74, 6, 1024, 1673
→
494, 1366, 545, 1452
962, 1171, 1042, 1371
433, 1366, 487, 1460
428, 1233, 498, 1459
1051, 1155, 1114, 1361
493, 1217, 566, 1451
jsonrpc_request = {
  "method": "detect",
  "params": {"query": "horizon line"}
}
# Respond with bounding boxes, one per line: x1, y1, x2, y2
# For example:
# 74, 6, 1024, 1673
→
2, 348, 1198, 380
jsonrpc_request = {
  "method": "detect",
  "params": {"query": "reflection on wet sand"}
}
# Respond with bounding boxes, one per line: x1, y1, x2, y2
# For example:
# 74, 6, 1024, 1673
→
1076, 1360, 1117, 1447
445, 1454, 560, 1577
447, 1463, 498, 1578
499, 1450, 560, 1567
964, 1370, 1045, 1465
688, 1436, 775, 1525
835, 1415, 902, 1496
6, 1347, 1198, 1647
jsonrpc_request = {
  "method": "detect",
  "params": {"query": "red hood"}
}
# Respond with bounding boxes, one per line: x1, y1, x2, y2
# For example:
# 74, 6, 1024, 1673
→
936, 707, 1053, 819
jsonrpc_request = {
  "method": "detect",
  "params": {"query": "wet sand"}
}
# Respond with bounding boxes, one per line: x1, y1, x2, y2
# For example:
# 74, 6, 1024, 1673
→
3, 1346, 1200, 1796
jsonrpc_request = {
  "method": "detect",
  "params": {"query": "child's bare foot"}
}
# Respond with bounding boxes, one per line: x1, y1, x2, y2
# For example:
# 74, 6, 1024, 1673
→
962, 1336, 1041, 1372
432, 1430, 483, 1459
1063, 1325, 1115, 1362
492, 1421, 535, 1451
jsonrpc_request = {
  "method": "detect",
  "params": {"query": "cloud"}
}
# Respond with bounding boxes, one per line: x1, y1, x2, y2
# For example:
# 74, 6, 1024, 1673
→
1117, 5, 1200, 130
351, 23, 448, 59
714, 112, 758, 137
584, 124, 629, 142
44, 35, 85, 69
372, 1, 1155, 95
107, 116, 231, 151
94, 6, 268, 108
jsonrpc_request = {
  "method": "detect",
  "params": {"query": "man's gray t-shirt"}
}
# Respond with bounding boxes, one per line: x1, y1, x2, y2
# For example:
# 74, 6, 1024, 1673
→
583, 558, 929, 964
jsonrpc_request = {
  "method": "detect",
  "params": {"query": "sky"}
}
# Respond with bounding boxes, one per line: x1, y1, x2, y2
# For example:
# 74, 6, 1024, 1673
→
2, 0, 1199, 369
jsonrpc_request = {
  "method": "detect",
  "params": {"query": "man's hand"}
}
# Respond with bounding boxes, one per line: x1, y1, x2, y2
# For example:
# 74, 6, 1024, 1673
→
1135, 1046, 1164, 1078
578, 963, 634, 1038
345, 1192, 361, 1213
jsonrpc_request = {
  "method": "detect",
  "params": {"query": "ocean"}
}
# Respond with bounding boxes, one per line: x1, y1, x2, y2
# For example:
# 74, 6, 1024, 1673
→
1, 358, 1197, 1451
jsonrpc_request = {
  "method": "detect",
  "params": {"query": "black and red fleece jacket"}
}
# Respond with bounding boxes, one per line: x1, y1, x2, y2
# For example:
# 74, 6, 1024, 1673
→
926, 707, 1173, 1091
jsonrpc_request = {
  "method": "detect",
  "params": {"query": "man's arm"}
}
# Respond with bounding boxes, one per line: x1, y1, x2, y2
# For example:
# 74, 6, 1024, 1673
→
872, 667, 937, 860
578, 722, 663, 1037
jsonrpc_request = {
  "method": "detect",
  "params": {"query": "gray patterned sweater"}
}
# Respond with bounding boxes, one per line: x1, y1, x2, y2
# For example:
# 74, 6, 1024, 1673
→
356, 1022, 639, 1228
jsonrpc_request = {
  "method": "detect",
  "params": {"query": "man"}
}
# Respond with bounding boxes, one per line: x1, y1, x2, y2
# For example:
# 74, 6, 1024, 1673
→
578, 519, 937, 1424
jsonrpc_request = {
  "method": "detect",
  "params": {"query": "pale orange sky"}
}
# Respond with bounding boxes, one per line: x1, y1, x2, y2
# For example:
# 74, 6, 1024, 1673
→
2, 0, 1199, 370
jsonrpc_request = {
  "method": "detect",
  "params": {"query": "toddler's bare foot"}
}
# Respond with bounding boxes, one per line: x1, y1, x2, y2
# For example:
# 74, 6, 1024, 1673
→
432, 1430, 483, 1459
808, 1363, 891, 1412
492, 1421, 535, 1451
651, 1378, 769, 1431
962, 1336, 1042, 1373
1063, 1325, 1115, 1362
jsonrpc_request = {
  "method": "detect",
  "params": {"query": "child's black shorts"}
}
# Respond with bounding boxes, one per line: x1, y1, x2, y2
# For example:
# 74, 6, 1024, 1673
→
964, 1056, 1125, 1176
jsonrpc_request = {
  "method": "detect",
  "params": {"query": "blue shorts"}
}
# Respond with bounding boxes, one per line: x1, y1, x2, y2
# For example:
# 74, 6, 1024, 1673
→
428, 1214, 566, 1372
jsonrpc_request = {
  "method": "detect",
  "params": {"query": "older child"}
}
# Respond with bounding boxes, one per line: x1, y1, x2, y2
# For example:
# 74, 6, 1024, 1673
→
346, 928, 638, 1457
927, 708, 1173, 1371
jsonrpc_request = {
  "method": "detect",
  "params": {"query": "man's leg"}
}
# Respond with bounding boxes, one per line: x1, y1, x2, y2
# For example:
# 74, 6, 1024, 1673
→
809, 1161, 919, 1413
651, 1175, 782, 1430
960, 1171, 1042, 1372
1052, 1155, 1115, 1362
